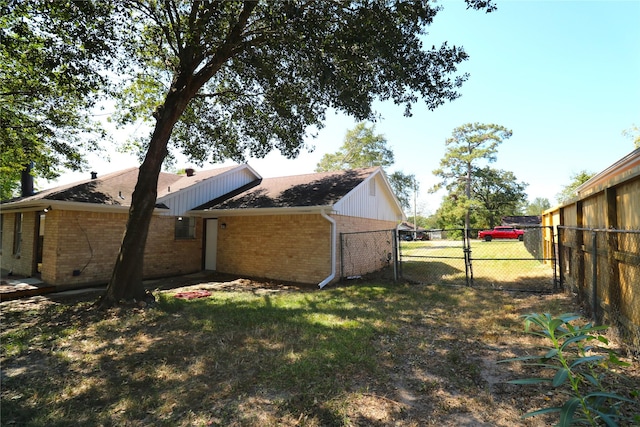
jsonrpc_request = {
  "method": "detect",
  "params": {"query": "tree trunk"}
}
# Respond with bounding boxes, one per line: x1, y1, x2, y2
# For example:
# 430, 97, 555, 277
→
98, 85, 192, 308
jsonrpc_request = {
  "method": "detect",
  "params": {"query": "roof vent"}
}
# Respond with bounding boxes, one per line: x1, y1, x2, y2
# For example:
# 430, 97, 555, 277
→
185, 168, 195, 177
91, 171, 98, 180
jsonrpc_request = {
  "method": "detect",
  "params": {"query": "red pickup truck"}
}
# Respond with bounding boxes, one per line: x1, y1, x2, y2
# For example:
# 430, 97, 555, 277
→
478, 226, 525, 241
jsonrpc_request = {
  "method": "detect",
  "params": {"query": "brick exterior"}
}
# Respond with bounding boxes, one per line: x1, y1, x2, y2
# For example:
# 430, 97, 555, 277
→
215, 214, 332, 284
333, 214, 398, 280
2, 209, 202, 286
2, 209, 399, 287
214, 213, 398, 285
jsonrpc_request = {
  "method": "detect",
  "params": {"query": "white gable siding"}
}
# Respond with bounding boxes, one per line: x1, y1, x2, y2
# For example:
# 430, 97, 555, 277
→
158, 167, 258, 216
334, 173, 403, 222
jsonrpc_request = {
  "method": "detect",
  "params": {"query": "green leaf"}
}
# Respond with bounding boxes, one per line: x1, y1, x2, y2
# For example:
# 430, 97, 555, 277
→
552, 368, 570, 387
545, 348, 559, 359
521, 406, 562, 418
549, 318, 565, 333
559, 334, 590, 351
558, 313, 581, 323
592, 409, 621, 427
583, 373, 599, 387
607, 352, 631, 367
558, 398, 581, 427
570, 355, 605, 368
585, 391, 636, 404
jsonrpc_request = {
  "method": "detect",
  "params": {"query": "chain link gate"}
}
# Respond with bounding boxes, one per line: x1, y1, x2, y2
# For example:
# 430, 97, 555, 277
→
399, 226, 558, 292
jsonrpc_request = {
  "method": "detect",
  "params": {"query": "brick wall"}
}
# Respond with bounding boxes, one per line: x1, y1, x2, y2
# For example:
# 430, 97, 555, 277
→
214, 213, 398, 285
40, 210, 202, 286
333, 215, 398, 279
216, 214, 332, 284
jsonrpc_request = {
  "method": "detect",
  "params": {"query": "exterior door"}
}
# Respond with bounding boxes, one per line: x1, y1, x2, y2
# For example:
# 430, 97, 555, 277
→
205, 219, 218, 270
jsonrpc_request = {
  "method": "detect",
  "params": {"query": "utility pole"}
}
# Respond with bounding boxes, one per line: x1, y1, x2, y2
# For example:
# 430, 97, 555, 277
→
413, 177, 418, 239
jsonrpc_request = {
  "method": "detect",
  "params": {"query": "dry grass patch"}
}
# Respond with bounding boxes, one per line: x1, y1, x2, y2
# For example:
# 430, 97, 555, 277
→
1, 278, 638, 426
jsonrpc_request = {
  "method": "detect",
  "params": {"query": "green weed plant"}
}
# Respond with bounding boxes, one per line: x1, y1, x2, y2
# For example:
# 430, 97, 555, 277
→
500, 313, 638, 426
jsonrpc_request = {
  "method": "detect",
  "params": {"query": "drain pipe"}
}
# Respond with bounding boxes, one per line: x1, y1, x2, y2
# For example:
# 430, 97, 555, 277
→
318, 210, 336, 289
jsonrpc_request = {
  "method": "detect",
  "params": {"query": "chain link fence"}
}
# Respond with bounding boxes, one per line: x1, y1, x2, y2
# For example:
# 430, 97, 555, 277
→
399, 229, 467, 286
399, 227, 557, 292
339, 230, 397, 281
558, 226, 640, 353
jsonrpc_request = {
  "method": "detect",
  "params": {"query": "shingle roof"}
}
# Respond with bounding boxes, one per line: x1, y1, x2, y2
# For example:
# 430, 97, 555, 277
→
195, 167, 380, 211
3, 165, 240, 208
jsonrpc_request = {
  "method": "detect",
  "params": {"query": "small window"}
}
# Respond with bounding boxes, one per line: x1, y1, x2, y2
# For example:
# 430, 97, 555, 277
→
175, 216, 196, 240
13, 213, 23, 255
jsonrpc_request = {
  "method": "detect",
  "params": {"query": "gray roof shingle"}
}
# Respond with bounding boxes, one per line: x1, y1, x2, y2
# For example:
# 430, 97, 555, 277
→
195, 167, 379, 211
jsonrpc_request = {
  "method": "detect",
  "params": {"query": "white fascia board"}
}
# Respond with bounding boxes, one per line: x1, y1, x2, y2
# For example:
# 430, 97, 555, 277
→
187, 205, 335, 217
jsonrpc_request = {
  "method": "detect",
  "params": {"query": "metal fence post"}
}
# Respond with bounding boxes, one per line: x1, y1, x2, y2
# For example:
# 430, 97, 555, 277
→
552, 225, 564, 290
392, 229, 398, 282
339, 232, 344, 282
591, 230, 599, 325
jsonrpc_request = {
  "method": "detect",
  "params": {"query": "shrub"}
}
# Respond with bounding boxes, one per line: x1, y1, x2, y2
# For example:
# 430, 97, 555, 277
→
499, 313, 639, 426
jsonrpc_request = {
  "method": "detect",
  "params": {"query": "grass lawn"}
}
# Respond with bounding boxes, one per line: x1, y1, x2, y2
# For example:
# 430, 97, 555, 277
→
401, 240, 555, 290
1, 277, 638, 426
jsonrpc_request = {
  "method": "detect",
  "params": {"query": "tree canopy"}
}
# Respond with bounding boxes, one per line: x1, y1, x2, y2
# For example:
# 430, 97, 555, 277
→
471, 166, 527, 228
0, 1, 117, 199
525, 197, 551, 216
315, 122, 416, 210
315, 122, 394, 172
4, 0, 497, 305
431, 122, 513, 230
555, 170, 595, 204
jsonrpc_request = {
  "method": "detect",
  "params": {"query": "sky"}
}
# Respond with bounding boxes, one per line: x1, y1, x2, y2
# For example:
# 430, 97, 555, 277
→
51, 0, 640, 215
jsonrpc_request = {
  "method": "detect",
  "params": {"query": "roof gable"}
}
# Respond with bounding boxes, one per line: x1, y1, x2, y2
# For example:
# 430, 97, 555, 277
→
195, 168, 378, 211
1, 164, 258, 214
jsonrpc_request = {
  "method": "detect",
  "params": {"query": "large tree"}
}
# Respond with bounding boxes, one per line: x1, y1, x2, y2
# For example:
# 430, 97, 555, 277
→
525, 197, 551, 216
12, 0, 495, 306
316, 122, 395, 172
0, 1, 116, 199
471, 166, 527, 228
315, 122, 416, 210
99, 0, 498, 307
555, 170, 595, 204
431, 122, 512, 232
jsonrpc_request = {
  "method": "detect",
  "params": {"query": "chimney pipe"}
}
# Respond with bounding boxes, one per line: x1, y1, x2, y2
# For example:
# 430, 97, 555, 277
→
185, 168, 195, 177
20, 162, 34, 197
91, 171, 98, 180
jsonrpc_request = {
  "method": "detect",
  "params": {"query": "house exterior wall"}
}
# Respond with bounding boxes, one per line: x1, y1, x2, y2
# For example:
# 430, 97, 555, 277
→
37, 209, 202, 286
214, 213, 398, 285
333, 214, 398, 280
215, 213, 332, 284
0, 211, 38, 277
334, 173, 403, 222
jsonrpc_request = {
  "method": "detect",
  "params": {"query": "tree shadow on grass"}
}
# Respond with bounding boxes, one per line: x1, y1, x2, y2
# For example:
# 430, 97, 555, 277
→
1, 282, 637, 426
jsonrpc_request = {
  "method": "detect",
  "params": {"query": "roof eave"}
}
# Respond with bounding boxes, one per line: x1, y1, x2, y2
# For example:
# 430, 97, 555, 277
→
0, 199, 169, 214
187, 205, 335, 217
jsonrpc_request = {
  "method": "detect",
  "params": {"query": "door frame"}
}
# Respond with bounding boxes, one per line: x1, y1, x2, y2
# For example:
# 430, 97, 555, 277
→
204, 218, 218, 270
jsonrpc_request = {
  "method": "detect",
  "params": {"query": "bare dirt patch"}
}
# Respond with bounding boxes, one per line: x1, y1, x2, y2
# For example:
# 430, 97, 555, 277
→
1, 275, 638, 426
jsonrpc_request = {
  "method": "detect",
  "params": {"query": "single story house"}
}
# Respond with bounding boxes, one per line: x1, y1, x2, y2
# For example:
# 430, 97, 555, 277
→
0, 165, 405, 289
501, 215, 541, 227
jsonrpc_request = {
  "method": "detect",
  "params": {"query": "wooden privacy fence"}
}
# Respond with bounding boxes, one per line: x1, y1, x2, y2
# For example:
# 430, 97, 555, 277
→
557, 226, 640, 353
